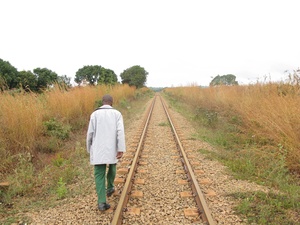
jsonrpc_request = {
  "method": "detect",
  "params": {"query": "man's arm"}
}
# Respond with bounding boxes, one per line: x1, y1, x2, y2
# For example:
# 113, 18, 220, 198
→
86, 116, 94, 153
116, 113, 126, 152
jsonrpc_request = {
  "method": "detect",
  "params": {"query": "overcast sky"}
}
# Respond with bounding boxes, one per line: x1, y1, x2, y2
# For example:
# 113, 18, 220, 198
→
1, 0, 299, 87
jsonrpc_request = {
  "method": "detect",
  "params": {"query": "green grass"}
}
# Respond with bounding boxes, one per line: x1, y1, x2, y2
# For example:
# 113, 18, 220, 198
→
230, 191, 300, 225
163, 92, 300, 224
56, 177, 67, 199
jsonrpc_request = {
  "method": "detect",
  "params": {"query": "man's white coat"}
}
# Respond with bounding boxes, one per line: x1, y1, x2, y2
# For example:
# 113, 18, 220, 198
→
86, 105, 126, 165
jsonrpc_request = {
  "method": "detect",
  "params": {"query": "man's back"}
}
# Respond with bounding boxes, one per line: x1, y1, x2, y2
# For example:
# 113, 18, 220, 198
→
86, 105, 126, 165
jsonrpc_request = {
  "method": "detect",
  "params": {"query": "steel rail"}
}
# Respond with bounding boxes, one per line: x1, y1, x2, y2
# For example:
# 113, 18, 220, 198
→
160, 95, 216, 225
111, 95, 157, 225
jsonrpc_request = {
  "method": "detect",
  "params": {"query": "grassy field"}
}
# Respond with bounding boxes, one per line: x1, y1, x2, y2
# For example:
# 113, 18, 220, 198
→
1, 81, 299, 224
0, 84, 154, 223
163, 81, 300, 224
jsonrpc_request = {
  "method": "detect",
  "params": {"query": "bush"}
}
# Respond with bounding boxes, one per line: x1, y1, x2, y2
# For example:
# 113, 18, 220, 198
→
43, 118, 71, 140
56, 177, 67, 199
52, 154, 65, 167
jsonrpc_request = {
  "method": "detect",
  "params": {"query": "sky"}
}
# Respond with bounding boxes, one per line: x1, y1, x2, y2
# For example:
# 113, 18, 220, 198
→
1, 0, 299, 87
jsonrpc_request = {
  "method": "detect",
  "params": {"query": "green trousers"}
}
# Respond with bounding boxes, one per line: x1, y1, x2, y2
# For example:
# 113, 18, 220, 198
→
94, 164, 116, 204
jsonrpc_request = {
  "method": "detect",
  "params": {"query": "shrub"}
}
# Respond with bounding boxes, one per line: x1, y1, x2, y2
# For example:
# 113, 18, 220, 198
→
52, 154, 65, 167
56, 177, 67, 199
43, 118, 71, 140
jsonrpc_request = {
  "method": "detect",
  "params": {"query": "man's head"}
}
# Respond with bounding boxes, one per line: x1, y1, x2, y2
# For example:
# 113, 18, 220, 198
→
102, 94, 113, 106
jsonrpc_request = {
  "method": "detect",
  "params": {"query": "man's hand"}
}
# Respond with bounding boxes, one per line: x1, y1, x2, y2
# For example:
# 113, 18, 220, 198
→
116, 152, 123, 159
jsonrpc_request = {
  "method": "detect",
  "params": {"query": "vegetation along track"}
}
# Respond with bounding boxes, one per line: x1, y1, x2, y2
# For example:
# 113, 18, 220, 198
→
26, 93, 260, 224
110, 94, 215, 225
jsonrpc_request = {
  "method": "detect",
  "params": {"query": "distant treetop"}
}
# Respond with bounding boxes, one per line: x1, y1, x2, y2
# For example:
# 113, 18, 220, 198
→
210, 74, 238, 86
120, 65, 148, 88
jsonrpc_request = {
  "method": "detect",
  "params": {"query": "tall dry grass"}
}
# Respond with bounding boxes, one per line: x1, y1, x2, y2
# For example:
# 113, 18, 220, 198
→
0, 93, 45, 153
165, 82, 300, 173
45, 84, 136, 121
0, 84, 135, 176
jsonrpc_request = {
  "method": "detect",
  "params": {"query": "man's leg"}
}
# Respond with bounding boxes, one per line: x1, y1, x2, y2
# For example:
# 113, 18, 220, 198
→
107, 164, 116, 193
94, 164, 107, 204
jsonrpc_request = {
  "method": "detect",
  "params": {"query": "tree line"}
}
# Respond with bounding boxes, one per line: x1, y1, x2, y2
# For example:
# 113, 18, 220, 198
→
0, 58, 148, 92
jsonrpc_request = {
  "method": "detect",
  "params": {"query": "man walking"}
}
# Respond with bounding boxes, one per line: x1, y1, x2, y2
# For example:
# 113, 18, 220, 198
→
86, 94, 126, 211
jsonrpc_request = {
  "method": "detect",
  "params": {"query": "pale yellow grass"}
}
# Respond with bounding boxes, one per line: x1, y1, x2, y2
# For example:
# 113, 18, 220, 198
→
0, 84, 135, 156
165, 83, 300, 172
0, 93, 45, 153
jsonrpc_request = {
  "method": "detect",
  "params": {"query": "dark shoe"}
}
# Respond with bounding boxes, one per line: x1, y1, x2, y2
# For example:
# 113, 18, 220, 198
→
98, 202, 110, 211
107, 188, 115, 197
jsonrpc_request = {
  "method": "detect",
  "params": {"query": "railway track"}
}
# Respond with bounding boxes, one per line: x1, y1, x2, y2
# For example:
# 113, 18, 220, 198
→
16, 92, 267, 224
110, 94, 216, 225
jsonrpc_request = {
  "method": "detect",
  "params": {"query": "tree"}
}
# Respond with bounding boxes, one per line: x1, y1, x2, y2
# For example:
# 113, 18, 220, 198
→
0, 58, 19, 90
120, 65, 148, 88
33, 67, 58, 91
210, 74, 238, 86
0, 76, 7, 91
57, 75, 72, 89
74, 65, 118, 86
97, 68, 118, 85
75, 65, 101, 85
18, 70, 38, 91
0, 58, 70, 92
